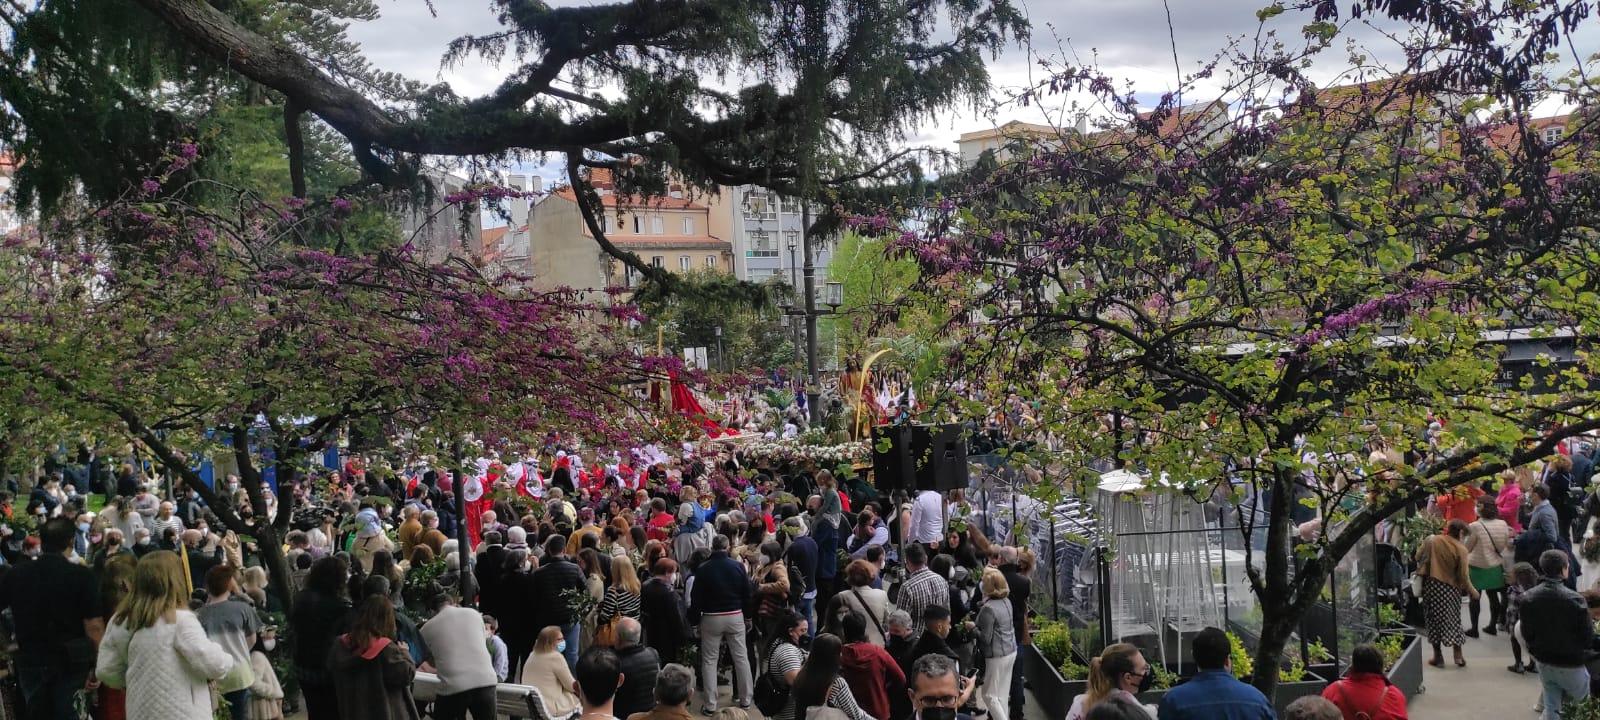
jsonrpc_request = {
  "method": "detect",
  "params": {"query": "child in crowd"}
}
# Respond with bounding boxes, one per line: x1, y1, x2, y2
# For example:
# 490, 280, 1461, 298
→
248, 627, 286, 720
485, 614, 510, 682
1507, 561, 1538, 674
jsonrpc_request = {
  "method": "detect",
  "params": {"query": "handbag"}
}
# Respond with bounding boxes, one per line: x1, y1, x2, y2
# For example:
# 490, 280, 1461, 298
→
1409, 537, 1430, 598
754, 641, 792, 715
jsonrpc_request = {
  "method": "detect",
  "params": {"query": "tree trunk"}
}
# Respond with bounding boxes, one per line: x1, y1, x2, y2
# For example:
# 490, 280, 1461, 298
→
1250, 614, 1292, 697
255, 522, 295, 611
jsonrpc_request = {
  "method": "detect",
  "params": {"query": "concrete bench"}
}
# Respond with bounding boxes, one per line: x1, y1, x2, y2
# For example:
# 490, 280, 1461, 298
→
412, 672, 581, 720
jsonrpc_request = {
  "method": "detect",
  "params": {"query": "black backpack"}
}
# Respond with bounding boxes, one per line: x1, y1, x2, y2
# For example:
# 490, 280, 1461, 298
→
787, 559, 809, 607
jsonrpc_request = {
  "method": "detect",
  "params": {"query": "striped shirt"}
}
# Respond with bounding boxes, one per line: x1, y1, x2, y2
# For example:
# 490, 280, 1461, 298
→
599, 586, 641, 621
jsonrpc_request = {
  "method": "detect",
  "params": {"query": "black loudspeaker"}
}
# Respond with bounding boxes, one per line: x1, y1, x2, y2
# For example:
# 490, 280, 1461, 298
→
871, 423, 968, 492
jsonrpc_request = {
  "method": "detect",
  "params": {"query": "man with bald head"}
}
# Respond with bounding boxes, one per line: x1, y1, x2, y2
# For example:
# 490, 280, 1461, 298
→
612, 617, 661, 720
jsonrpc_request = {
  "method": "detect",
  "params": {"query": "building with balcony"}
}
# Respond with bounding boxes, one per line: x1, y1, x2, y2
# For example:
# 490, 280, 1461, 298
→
704, 185, 835, 284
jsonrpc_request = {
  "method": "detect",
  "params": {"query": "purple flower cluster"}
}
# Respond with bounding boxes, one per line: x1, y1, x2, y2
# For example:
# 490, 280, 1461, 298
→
1298, 279, 1450, 346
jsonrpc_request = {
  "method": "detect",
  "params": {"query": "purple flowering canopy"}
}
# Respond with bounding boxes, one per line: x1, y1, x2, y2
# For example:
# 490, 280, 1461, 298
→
0, 151, 671, 605
856, 0, 1600, 692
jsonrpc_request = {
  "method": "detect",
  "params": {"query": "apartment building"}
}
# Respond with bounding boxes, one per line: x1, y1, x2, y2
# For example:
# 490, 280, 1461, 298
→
704, 185, 836, 283
521, 167, 732, 293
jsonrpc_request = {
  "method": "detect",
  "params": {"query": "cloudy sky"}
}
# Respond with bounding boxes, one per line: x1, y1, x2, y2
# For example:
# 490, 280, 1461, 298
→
344, 0, 1595, 186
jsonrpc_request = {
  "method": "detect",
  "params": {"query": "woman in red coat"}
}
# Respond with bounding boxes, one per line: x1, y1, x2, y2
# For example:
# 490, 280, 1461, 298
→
1322, 644, 1408, 719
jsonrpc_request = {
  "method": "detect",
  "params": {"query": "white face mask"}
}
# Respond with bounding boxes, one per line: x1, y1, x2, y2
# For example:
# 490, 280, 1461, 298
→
262, 639, 276, 651
759, 554, 771, 567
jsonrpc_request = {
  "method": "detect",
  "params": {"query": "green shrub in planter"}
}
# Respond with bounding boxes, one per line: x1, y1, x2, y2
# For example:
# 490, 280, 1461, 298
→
1561, 695, 1600, 720
1033, 620, 1074, 668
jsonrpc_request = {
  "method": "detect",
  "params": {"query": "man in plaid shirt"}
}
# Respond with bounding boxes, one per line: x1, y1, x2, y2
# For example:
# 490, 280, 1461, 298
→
895, 543, 949, 642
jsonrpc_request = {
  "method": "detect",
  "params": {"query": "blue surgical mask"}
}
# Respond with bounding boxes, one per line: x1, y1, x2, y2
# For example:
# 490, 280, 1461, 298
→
556, 640, 567, 653
77, 522, 90, 533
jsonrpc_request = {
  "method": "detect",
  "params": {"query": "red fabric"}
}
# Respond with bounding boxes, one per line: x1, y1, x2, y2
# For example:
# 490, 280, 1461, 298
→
1322, 673, 1408, 720
648, 512, 675, 542
838, 490, 851, 513
1437, 485, 1484, 524
669, 374, 728, 437
98, 686, 127, 720
340, 634, 393, 660
839, 642, 906, 720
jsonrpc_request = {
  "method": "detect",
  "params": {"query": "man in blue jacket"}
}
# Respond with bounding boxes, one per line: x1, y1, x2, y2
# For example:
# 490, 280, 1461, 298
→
1157, 626, 1275, 720
689, 535, 753, 715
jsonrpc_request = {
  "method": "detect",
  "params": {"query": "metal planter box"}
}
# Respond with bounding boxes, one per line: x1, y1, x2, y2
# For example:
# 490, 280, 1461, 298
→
1021, 643, 1087, 718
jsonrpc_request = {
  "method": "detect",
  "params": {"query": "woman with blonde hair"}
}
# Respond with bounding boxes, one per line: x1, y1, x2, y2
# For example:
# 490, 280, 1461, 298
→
599, 554, 644, 622
1064, 644, 1155, 720
519, 626, 580, 715
976, 568, 1018, 720
96, 551, 236, 720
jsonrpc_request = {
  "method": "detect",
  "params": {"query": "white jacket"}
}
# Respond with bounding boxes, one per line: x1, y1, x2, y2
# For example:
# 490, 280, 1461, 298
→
97, 610, 235, 720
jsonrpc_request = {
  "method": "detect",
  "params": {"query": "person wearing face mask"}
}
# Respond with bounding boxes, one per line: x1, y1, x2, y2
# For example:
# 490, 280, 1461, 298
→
520, 626, 580, 716
1064, 644, 1156, 720
904, 653, 975, 720
72, 512, 93, 560
754, 541, 792, 639
249, 628, 286, 720
763, 610, 811, 720
639, 558, 692, 673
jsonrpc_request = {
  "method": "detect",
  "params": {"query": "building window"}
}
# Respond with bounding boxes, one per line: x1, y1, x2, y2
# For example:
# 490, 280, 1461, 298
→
679, 256, 690, 270
1544, 126, 1564, 144
746, 229, 777, 257
651, 256, 664, 268
781, 195, 800, 214
651, 216, 664, 234
632, 216, 641, 233
706, 256, 717, 268
743, 190, 777, 221
682, 216, 694, 235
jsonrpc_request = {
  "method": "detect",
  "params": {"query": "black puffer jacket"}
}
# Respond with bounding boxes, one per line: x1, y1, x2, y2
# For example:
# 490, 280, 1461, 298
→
530, 556, 586, 628
1521, 578, 1595, 667
613, 644, 661, 719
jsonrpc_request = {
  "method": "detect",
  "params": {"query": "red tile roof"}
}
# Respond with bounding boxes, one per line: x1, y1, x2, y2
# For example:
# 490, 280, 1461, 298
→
551, 187, 708, 210
1484, 114, 1572, 151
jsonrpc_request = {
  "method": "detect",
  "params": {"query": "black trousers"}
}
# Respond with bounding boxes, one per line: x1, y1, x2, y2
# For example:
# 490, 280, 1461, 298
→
301, 683, 340, 720
433, 685, 497, 720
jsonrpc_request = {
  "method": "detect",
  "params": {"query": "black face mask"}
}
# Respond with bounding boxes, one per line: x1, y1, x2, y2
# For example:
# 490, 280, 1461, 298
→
920, 707, 956, 720
796, 635, 813, 650
1134, 669, 1155, 694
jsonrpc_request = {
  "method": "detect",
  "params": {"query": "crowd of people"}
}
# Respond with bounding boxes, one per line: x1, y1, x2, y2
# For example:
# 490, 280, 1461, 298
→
0, 433, 1042, 720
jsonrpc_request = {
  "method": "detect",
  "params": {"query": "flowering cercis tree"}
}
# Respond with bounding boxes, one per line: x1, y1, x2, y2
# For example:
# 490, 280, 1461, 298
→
0, 164, 666, 607
859, 0, 1599, 694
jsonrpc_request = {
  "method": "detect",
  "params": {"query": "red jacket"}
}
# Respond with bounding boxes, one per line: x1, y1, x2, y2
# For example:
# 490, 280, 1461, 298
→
1322, 672, 1408, 720
839, 642, 906, 720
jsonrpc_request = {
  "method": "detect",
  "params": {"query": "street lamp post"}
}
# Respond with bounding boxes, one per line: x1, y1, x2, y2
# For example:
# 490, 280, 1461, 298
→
714, 325, 723, 372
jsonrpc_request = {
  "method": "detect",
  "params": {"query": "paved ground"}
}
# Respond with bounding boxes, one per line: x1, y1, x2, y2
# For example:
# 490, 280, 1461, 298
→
1405, 604, 1542, 720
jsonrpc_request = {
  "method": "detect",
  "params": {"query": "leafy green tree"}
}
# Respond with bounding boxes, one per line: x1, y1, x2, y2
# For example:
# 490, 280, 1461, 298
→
637, 270, 795, 372
2, 0, 1025, 282
866, 0, 1600, 694
826, 231, 931, 360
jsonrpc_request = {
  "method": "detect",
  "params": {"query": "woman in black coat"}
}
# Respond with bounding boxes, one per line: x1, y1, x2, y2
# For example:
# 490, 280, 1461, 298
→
639, 557, 692, 664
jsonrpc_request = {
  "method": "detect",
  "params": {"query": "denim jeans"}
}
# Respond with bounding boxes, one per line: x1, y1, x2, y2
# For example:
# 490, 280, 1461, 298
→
1540, 663, 1590, 720
222, 688, 252, 720
16, 662, 89, 720
561, 621, 580, 670
797, 594, 816, 639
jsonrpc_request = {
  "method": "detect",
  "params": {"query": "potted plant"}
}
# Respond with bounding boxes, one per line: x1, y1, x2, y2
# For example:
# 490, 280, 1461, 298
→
1372, 631, 1424, 698
1022, 620, 1089, 718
